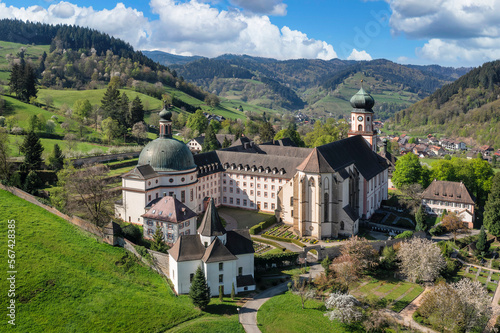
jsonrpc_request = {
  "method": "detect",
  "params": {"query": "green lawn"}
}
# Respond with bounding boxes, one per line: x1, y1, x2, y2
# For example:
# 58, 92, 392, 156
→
0, 189, 241, 332
0, 41, 49, 81
351, 277, 423, 313
218, 207, 274, 229
257, 292, 364, 333
7, 134, 111, 157
37, 88, 163, 111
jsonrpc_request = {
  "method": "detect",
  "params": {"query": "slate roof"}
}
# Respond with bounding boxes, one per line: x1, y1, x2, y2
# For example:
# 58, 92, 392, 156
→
198, 198, 226, 236
422, 180, 475, 205
343, 204, 358, 222
296, 148, 335, 173
168, 235, 206, 262
122, 164, 158, 179
237, 274, 256, 287
141, 196, 197, 223
310, 135, 388, 180
202, 237, 238, 263
260, 138, 297, 147
225, 230, 255, 255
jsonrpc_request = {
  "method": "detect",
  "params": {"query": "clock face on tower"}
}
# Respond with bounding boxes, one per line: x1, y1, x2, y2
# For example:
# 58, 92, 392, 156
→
357, 116, 363, 121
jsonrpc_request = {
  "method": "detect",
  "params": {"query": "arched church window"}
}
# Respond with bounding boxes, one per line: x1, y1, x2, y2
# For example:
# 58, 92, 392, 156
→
324, 192, 329, 221
358, 124, 363, 131
309, 177, 315, 187
367, 116, 370, 121
340, 221, 345, 230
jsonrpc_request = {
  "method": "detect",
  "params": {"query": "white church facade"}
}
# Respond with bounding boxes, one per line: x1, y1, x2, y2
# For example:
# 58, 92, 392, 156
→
115, 85, 389, 239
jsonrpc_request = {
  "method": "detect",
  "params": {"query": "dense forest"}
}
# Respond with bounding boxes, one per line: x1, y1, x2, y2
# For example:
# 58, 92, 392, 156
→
391, 60, 500, 147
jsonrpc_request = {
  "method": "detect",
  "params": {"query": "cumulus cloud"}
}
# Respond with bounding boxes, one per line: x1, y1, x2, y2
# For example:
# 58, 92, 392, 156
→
228, 0, 287, 16
0, 0, 336, 61
347, 49, 372, 61
384, 0, 500, 64
0, 2, 150, 47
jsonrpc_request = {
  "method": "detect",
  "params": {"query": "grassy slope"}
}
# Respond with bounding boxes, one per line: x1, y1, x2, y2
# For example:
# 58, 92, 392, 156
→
257, 292, 364, 333
0, 41, 50, 81
0, 189, 200, 332
0, 189, 246, 332
37, 88, 163, 111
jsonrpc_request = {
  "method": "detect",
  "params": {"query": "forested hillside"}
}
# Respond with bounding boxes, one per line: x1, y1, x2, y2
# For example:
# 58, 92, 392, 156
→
391, 60, 500, 147
147, 50, 469, 118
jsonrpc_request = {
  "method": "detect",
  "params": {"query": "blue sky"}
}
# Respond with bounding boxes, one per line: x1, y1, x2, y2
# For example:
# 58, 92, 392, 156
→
1, 0, 499, 67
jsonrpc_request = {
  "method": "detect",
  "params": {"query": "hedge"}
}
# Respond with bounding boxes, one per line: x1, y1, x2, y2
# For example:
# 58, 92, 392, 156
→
252, 237, 286, 251
254, 251, 300, 269
249, 215, 277, 235
261, 234, 306, 248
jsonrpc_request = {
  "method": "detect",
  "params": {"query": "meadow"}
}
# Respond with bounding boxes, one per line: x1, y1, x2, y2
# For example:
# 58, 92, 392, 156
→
0, 189, 242, 332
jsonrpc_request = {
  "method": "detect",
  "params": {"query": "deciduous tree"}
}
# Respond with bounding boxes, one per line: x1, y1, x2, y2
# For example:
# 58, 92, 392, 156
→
441, 212, 468, 242
484, 172, 500, 236
150, 228, 168, 253
397, 237, 445, 282
392, 153, 423, 188
73, 99, 92, 120
187, 109, 208, 134
292, 276, 315, 309
324, 292, 363, 324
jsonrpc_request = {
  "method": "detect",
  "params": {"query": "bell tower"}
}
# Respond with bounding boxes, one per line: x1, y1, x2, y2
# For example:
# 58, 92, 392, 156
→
348, 80, 377, 152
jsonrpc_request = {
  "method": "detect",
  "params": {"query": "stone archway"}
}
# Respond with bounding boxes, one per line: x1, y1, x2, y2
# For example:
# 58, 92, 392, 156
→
299, 245, 324, 262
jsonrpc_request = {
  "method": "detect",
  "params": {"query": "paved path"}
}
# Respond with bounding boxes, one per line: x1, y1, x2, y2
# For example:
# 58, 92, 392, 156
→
219, 212, 238, 230
239, 263, 324, 333
251, 235, 304, 252
239, 282, 289, 333
381, 287, 438, 333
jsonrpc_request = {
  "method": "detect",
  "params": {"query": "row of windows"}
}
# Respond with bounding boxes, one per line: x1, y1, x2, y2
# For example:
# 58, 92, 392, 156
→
147, 190, 192, 203
222, 196, 276, 210
147, 176, 194, 187
188, 266, 244, 284
224, 173, 284, 183
424, 200, 471, 209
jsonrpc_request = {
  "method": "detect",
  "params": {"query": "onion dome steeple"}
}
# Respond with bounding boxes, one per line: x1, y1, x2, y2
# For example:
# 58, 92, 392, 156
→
159, 102, 172, 138
350, 80, 375, 111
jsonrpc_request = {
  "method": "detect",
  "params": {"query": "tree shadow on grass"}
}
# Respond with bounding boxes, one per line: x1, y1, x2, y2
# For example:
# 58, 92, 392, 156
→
204, 303, 238, 315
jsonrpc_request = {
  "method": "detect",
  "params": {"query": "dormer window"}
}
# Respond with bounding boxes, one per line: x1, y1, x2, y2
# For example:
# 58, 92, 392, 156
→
152, 210, 156, 214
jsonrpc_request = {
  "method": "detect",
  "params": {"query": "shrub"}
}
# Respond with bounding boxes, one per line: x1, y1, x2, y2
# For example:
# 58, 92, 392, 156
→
249, 216, 277, 235
122, 224, 143, 244
395, 230, 413, 239
429, 224, 444, 236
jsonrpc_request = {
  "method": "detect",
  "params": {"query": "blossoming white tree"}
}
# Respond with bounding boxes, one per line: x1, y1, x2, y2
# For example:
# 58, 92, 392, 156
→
324, 292, 363, 324
397, 237, 446, 282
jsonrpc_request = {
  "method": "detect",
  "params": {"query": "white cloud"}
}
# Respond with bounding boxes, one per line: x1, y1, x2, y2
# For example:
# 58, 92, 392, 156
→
0, 0, 336, 61
384, 0, 500, 65
0, 2, 150, 47
347, 49, 372, 61
228, 0, 287, 16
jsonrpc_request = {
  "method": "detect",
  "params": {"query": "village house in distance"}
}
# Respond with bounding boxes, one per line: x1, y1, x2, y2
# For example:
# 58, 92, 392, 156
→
115, 85, 389, 240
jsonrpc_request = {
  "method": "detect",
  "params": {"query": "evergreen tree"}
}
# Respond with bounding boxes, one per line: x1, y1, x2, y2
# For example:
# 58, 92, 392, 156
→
476, 225, 489, 253
222, 135, 231, 148
0, 130, 11, 183
119, 92, 130, 128
129, 96, 145, 127
23, 170, 42, 194
100, 84, 121, 119
415, 205, 427, 231
484, 173, 500, 237
8, 61, 38, 103
260, 121, 275, 143
48, 144, 64, 171
150, 228, 168, 253
321, 255, 332, 275
231, 283, 235, 300
20, 131, 44, 173
202, 122, 219, 153
189, 266, 210, 310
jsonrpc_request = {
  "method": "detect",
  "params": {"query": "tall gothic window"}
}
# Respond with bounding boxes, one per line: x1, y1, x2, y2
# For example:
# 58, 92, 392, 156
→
358, 124, 363, 131
340, 221, 345, 230
324, 192, 329, 221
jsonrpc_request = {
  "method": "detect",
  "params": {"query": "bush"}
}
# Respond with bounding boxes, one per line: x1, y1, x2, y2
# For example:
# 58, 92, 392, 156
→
122, 224, 143, 244
429, 224, 444, 236
254, 252, 299, 270
249, 216, 277, 235
395, 230, 413, 239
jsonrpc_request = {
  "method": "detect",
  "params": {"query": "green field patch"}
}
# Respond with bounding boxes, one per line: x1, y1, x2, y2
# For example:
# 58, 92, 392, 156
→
384, 283, 414, 303
391, 286, 424, 312
257, 292, 364, 333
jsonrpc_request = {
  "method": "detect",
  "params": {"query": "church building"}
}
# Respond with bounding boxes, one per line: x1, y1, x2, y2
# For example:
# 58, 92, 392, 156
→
115, 85, 389, 239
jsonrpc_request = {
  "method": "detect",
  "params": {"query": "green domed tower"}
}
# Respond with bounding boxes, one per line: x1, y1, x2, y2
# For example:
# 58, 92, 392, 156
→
347, 80, 377, 152
138, 105, 196, 172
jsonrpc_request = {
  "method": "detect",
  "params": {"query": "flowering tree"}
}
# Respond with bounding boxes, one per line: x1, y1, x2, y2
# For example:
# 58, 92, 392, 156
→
333, 236, 378, 289
324, 292, 363, 324
397, 237, 446, 282
292, 276, 315, 309
418, 279, 491, 332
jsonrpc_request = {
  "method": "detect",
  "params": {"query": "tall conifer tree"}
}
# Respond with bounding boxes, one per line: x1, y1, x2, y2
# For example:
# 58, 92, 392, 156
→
189, 266, 210, 310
